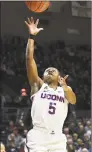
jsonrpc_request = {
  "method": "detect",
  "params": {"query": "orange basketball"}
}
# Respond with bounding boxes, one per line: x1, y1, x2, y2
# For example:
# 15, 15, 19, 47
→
25, 1, 50, 13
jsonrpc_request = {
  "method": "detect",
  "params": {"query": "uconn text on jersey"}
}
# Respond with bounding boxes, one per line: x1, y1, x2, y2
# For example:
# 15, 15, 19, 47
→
41, 93, 64, 102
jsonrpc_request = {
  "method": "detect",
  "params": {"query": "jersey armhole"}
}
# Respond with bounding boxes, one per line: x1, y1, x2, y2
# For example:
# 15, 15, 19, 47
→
63, 89, 69, 104
64, 98, 69, 104
31, 94, 35, 102
30, 83, 48, 101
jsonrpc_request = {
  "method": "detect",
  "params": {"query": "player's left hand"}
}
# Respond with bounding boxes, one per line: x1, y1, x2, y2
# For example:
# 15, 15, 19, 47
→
58, 75, 69, 87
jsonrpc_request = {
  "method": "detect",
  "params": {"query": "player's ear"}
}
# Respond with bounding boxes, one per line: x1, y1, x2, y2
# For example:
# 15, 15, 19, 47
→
58, 75, 61, 83
58, 76, 61, 86
58, 75, 60, 80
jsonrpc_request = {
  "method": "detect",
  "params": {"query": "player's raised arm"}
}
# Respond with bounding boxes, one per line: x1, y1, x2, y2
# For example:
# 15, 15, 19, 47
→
59, 75, 76, 104
25, 17, 44, 90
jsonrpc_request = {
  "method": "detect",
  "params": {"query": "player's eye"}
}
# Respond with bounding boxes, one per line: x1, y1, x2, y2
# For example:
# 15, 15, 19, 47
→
52, 70, 55, 73
47, 69, 51, 72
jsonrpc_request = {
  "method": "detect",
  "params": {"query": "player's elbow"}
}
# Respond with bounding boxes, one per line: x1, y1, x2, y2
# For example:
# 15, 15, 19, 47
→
26, 58, 34, 69
69, 100, 76, 105
69, 93, 76, 105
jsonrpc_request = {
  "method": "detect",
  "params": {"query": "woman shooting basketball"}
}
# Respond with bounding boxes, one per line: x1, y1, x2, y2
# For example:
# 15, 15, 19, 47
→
24, 17, 76, 152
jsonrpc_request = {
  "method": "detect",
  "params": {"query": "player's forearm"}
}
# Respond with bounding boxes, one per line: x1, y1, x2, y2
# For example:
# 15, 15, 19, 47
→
26, 39, 34, 62
26, 38, 41, 86
63, 86, 76, 104
65, 90, 76, 104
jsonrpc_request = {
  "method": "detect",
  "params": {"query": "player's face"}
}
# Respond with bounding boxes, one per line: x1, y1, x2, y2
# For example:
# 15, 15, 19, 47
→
43, 67, 59, 83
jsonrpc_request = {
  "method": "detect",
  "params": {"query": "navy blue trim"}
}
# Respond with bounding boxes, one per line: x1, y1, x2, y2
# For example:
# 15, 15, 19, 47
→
26, 137, 30, 152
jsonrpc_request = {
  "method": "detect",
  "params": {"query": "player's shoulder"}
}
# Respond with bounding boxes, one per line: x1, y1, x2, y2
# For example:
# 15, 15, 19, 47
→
57, 86, 64, 93
41, 83, 48, 88
31, 83, 47, 100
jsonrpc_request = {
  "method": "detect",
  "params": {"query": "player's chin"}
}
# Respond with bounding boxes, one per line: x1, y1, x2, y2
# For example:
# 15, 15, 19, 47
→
45, 77, 54, 83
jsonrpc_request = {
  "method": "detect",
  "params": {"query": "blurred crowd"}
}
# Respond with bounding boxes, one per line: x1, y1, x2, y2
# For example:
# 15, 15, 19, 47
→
0, 35, 91, 109
0, 117, 91, 152
0, 35, 91, 152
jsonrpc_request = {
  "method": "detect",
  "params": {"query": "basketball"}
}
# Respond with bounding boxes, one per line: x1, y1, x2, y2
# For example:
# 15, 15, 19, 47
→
25, 1, 50, 13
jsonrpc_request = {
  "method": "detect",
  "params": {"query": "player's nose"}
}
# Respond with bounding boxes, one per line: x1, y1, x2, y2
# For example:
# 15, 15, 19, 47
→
48, 70, 54, 74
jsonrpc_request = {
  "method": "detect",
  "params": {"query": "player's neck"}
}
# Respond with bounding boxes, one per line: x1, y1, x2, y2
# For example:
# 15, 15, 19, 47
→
48, 82, 58, 90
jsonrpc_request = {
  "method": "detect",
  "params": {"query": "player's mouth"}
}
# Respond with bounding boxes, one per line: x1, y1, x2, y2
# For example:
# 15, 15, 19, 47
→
48, 72, 53, 76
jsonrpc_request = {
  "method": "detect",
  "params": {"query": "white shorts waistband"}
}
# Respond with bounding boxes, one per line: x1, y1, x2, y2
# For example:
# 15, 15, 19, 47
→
33, 126, 62, 134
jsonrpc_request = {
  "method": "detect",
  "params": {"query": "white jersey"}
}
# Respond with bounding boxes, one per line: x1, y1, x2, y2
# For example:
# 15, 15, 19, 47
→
31, 83, 68, 133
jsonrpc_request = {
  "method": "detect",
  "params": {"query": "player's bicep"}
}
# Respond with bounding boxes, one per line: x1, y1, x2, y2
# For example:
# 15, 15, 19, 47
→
38, 77, 44, 87
27, 59, 43, 85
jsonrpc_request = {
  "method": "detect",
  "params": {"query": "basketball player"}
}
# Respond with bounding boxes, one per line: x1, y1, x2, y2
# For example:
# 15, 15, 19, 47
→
24, 17, 76, 152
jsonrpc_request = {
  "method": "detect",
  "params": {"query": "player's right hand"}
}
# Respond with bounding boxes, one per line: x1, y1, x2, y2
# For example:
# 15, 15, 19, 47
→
25, 17, 44, 35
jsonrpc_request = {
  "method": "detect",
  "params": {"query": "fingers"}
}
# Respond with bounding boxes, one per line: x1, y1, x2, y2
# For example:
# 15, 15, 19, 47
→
27, 18, 31, 24
24, 18, 31, 27
24, 17, 34, 27
64, 75, 69, 80
29, 17, 38, 25
35, 19, 39, 26
25, 17, 40, 26
24, 21, 29, 27
30, 17, 34, 24
38, 28, 44, 32
27, 17, 34, 25
60, 75, 69, 80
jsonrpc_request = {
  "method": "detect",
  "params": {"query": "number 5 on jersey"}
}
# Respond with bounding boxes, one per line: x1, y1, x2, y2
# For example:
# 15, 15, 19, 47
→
48, 102, 56, 114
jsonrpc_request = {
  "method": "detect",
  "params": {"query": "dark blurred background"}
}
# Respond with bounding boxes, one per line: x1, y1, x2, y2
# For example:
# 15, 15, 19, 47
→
0, 1, 91, 152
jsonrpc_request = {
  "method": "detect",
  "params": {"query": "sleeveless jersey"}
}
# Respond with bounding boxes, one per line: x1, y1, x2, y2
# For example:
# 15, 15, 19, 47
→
31, 83, 68, 133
